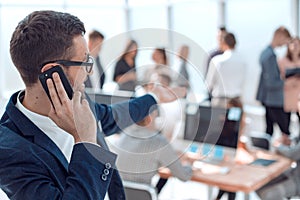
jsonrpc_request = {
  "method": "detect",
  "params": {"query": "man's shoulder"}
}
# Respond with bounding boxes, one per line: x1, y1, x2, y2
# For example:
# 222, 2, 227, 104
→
211, 53, 227, 65
0, 124, 27, 149
260, 46, 274, 60
230, 51, 246, 64
209, 49, 223, 58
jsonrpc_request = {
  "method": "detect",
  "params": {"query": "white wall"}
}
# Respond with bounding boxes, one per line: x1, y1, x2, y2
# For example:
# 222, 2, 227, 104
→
226, 0, 293, 105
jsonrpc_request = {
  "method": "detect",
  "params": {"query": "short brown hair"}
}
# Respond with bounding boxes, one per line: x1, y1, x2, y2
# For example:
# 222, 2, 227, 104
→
274, 26, 291, 38
223, 32, 236, 49
10, 10, 85, 86
88, 30, 104, 41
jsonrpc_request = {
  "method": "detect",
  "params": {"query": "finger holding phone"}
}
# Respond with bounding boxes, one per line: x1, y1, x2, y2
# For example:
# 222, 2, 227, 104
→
40, 66, 97, 144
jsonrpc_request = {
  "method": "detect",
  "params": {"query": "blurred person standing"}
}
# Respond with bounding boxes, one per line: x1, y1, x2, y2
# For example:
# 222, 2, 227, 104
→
173, 45, 190, 89
150, 73, 182, 140
256, 26, 291, 140
206, 32, 247, 200
278, 37, 300, 78
85, 30, 105, 90
205, 26, 227, 76
206, 32, 246, 109
152, 47, 168, 66
278, 37, 300, 137
142, 47, 170, 85
113, 39, 138, 91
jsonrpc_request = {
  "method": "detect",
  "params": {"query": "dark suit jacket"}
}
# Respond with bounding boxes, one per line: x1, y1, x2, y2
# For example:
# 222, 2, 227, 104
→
0, 91, 156, 200
256, 45, 284, 107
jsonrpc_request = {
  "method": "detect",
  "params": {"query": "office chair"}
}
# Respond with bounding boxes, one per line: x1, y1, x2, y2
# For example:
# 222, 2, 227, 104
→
249, 131, 271, 150
123, 181, 158, 200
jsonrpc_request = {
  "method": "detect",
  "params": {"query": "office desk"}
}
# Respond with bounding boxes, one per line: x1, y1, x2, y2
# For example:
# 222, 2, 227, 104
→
159, 147, 293, 200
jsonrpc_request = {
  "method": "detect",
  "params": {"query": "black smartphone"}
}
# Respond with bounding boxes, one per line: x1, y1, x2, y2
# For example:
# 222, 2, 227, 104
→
39, 66, 73, 102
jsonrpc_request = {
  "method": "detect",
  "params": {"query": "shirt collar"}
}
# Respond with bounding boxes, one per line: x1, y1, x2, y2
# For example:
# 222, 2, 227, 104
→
15, 91, 74, 162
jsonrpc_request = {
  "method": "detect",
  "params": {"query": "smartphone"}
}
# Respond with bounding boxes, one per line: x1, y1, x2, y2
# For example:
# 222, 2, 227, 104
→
39, 65, 73, 102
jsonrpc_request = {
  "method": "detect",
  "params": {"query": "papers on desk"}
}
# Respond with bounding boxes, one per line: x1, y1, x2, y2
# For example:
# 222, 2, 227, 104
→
193, 161, 230, 175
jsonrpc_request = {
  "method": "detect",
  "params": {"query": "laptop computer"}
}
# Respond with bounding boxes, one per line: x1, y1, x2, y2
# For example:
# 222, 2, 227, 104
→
184, 104, 242, 163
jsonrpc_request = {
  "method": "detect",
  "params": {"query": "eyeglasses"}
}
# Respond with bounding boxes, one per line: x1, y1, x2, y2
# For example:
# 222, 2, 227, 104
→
41, 55, 94, 73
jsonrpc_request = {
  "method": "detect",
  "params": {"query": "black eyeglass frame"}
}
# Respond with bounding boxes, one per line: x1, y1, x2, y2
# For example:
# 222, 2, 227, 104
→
40, 55, 94, 73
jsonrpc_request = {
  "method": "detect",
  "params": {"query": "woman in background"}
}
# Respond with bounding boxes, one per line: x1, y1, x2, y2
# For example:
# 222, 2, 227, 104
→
142, 48, 171, 85
278, 37, 300, 141
152, 47, 168, 66
278, 37, 300, 78
113, 39, 138, 91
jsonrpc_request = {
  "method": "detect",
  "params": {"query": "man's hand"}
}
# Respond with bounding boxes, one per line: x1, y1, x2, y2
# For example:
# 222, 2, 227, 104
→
47, 72, 97, 144
145, 83, 186, 103
72, 91, 97, 143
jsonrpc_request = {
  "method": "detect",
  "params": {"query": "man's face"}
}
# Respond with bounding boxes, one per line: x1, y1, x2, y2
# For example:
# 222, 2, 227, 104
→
179, 46, 189, 60
277, 34, 291, 47
64, 35, 90, 92
217, 30, 226, 49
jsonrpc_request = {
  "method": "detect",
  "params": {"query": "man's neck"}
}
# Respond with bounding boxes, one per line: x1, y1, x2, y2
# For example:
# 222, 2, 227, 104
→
22, 86, 52, 116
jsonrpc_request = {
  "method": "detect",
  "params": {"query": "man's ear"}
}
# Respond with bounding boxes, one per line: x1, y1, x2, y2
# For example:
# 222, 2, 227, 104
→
41, 63, 57, 73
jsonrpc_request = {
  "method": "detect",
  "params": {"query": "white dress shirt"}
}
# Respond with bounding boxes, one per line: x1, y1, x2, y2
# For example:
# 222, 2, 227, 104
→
206, 50, 246, 98
16, 91, 74, 162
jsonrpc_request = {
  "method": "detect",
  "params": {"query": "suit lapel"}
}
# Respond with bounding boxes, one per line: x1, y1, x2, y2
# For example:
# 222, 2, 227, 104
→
5, 92, 69, 171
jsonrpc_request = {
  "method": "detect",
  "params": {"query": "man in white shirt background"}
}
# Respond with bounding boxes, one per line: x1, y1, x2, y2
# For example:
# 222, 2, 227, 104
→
206, 32, 246, 108
205, 31, 246, 200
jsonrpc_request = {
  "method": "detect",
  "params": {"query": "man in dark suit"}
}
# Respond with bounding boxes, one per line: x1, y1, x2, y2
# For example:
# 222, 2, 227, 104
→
176, 45, 190, 89
86, 30, 105, 90
256, 26, 291, 140
0, 10, 185, 200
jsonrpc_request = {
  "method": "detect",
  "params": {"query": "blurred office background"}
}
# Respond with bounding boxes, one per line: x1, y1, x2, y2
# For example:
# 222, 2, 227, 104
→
0, 1, 299, 199
0, 0, 299, 116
